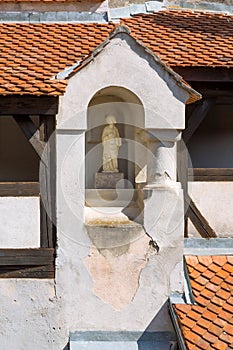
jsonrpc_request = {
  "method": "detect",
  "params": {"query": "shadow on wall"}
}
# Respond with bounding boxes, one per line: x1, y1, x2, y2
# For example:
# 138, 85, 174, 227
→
137, 300, 178, 350
67, 301, 177, 349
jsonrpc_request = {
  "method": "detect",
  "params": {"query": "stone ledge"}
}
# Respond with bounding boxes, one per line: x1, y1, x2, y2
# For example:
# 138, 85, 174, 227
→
69, 331, 177, 350
184, 238, 233, 255
95, 172, 124, 189
0, 11, 108, 23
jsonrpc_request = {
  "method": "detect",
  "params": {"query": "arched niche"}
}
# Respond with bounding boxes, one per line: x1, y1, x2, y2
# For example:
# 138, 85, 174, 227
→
85, 86, 145, 190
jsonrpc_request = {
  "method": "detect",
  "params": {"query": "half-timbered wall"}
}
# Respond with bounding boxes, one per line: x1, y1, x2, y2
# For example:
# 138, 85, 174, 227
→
187, 104, 233, 237
0, 116, 39, 181
188, 105, 233, 168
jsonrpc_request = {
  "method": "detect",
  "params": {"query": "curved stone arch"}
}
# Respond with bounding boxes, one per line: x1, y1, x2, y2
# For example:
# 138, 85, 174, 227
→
85, 85, 145, 189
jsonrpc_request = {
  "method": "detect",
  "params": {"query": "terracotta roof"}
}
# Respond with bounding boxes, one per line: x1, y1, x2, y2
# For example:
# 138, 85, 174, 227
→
65, 25, 201, 103
0, 10, 232, 95
0, 22, 114, 95
122, 11, 233, 68
172, 256, 233, 350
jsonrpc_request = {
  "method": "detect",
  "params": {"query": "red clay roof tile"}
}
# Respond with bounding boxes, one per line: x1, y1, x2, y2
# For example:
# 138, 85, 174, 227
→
173, 256, 233, 350
0, 10, 232, 95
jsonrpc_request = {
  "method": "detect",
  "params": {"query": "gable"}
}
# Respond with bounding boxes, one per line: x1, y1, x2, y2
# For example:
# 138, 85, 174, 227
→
57, 26, 200, 130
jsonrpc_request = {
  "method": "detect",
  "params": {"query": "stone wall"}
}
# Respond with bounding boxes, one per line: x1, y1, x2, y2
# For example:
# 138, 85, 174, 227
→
163, 0, 233, 11
109, 0, 233, 10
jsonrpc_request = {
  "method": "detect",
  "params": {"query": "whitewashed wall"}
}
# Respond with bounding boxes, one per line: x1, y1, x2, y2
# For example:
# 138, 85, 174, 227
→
56, 30, 187, 337
0, 197, 40, 248
188, 182, 233, 237
0, 30, 191, 349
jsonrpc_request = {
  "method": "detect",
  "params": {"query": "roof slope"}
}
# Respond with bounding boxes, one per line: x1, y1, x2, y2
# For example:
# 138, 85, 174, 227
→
64, 25, 201, 103
0, 22, 113, 95
0, 10, 232, 95
122, 11, 233, 68
172, 256, 233, 350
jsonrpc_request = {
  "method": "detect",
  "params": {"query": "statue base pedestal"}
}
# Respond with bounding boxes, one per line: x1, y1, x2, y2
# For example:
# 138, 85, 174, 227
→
95, 172, 124, 189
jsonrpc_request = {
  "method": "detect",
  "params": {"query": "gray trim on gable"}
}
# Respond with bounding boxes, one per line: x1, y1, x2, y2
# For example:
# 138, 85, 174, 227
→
58, 25, 201, 104
184, 238, 233, 255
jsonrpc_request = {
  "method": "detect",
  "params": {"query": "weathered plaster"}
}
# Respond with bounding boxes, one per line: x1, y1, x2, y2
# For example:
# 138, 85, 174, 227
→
84, 229, 152, 310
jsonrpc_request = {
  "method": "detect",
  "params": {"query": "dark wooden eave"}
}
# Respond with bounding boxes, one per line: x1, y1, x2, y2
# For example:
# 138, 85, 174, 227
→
172, 67, 233, 83
0, 95, 58, 116
188, 168, 233, 182
0, 248, 55, 278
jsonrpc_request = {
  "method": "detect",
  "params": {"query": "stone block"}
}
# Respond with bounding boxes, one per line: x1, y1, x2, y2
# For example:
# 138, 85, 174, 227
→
95, 172, 124, 189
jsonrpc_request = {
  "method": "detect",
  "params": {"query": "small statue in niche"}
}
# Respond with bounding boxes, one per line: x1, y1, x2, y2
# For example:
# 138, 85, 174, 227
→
102, 115, 122, 172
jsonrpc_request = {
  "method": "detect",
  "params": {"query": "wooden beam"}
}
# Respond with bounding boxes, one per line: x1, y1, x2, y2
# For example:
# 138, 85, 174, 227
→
188, 168, 233, 181
196, 89, 233, 98
183, 99, 215, 144
0, 95, 58, 116
40, 116, 56, 249
0, 265, 54, 279
0, 182, 39, 196
0, 248, 54, 265
0, 248, 55, 278
13, 116, 46, 159
177, 140, 188, 237
179, 99, 214, 236
177, 141, 188, 195
216, 96, 233, 105
172, 67, 233, 82
185, 195, 217, 238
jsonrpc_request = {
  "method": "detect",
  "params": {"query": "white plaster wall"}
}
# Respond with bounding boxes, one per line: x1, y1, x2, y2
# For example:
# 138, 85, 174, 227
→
0, 279, 66, 350
0, 32, 187, 349
0, 197, 40, 248
57, 33, 188, 131
188, 182, 233, 237
55, 233, 182, 332
55, 32, 185, 336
